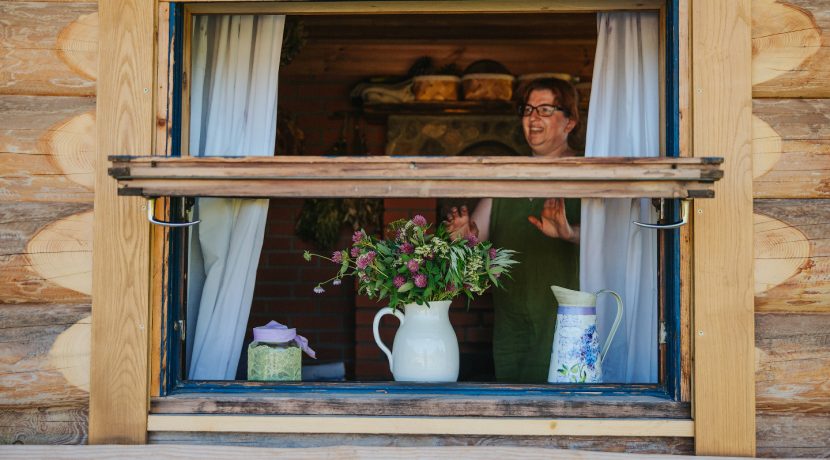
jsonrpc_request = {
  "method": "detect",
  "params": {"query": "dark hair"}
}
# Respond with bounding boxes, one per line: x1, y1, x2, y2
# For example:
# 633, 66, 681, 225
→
517, 77, 580, 134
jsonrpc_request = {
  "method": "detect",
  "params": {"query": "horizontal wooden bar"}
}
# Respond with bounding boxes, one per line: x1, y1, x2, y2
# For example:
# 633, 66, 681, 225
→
151, 392, 691, 419
108, 156, 722, 199
146, 414, 694, 437
178, 1, 663, 15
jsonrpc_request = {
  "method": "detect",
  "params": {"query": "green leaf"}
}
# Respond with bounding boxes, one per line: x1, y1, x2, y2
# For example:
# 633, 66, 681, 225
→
397, 281, 414, 293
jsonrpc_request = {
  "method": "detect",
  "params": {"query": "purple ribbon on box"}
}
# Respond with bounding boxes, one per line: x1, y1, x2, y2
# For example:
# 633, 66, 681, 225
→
253, 320, 316, 359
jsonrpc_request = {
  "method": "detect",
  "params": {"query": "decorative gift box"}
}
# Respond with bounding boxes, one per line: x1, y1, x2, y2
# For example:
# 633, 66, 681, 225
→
247, 320, 316, 382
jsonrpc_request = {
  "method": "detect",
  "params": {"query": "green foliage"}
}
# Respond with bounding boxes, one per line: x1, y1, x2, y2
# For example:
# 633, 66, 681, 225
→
304, 216, 518, 311
295, 198, 383, 250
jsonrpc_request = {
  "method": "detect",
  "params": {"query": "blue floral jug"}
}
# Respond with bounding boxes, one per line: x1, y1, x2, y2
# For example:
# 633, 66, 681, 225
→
548, 285, 623, 383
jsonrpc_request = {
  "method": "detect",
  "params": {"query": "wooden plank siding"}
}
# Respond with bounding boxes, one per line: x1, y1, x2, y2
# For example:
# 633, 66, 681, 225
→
0, 303, 90, 408
752, 0, 830, 98
88, 0, 154, 445
0, 2, 97, 97
0, 0, 97, 446
753, 99, 830, 199
691, 0, 756, 455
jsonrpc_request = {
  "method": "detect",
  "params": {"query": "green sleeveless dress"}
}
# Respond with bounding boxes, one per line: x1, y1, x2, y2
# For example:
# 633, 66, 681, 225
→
489, 198, 580, 383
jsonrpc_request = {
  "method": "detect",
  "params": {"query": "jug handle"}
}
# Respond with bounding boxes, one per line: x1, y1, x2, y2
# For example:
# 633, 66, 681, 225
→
596, 289, 624, 364
373, 307, 405, 371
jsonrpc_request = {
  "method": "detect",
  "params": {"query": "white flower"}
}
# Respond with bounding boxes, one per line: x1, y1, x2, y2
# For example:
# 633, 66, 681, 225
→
332, 279, 342, 286
313, 286, 325, 294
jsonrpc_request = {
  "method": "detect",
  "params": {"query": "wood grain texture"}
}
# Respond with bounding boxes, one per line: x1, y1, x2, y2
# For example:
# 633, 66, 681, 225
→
0, 96, 96, 203
0, 202, 92, 304
147, 415, 694, 438
149, 433, 694, 455
1, 443, 699, 459
280, 40, 597, 80
691, 0, 756, 455
89, 0, 154, 445
185, 0, 663, 13
151, 393, 690, 419
756, 413, 830, 458
26, 210, 93, 296
754, 200, 830, 313
752, 0, 830, 98
753, 99, 830, 198
109, 156, 722, 199
0, 407, 87, 445
756, 312, 830, 416
0, 303, 89, 408
0, 2, 97, 96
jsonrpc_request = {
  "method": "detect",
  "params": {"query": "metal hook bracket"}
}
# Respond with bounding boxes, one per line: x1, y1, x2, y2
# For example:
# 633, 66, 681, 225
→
146, 197, 200, 228
633, 199, 690, 230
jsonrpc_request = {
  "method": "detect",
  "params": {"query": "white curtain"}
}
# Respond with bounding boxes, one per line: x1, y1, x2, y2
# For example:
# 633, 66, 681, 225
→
187, 15, 285, 380
580, 12, 659, 383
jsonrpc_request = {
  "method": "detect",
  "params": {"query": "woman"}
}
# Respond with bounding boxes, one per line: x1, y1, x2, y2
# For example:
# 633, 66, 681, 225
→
446, 78, 581, 383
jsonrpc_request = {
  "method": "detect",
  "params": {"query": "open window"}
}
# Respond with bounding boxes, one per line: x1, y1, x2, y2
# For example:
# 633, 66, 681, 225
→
108, 0, 720, 425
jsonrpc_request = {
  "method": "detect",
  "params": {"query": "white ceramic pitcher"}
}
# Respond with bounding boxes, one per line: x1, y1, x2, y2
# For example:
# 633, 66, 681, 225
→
373, 300, 459, 382
548, 285, 623, 383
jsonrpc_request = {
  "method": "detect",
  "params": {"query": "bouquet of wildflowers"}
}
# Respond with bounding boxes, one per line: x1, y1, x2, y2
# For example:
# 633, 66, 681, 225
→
304, 215, 518, 311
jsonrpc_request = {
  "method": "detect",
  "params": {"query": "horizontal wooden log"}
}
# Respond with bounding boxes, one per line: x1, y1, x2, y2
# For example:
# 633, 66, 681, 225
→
109, 156, 722, 199
0, 406, 87, 445
756, 413, 830, 458
0, 201, 92, 304
0, 2, 97, 96
0, 303, 90, 408
754, 199, 830, 312
151, 393, 690, 419
752, 0, 830, 98
755, 312, 830, 415
753, 99, 830, 199
0, 95, 96, 202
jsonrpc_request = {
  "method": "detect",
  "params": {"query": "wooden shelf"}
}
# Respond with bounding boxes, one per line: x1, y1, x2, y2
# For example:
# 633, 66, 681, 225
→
109, 156, 723, 199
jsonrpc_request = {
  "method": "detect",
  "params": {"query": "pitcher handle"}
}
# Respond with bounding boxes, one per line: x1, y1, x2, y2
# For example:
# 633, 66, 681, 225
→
596, 289, 624, 364
373, 307, 405, 372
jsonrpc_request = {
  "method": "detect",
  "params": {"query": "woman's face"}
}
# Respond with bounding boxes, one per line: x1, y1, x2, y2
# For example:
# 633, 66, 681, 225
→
521, 89, 576, 157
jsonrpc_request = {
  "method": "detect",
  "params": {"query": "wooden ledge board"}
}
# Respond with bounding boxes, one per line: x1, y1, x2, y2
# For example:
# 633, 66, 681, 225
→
151, 392, 691, 419
147, 415, 694, 437
108, 156, 723, 199
0, 445, 731, 460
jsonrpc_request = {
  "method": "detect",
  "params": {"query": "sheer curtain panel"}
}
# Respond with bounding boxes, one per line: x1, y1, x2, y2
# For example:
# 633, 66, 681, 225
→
187, 15, 285, 380
580, 12, 659, 383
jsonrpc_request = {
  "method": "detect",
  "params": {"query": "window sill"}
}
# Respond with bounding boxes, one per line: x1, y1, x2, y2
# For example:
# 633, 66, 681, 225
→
151, 383, 690, 419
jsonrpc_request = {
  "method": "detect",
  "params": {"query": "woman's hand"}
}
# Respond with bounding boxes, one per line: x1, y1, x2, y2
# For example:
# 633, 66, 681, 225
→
528, 198, 579, 244
444, 205, 479, 240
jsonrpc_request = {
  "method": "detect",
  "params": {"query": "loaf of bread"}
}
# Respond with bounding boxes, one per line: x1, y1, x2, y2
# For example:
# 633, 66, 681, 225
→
461, 73, 515, 101
412, 75, 460, 101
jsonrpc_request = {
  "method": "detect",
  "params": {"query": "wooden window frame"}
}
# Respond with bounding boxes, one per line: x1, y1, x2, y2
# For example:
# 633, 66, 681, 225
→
92, 0, 754, 456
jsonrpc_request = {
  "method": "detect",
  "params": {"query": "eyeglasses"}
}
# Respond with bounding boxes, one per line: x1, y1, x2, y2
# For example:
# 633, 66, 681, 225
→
518, 104, 568, 118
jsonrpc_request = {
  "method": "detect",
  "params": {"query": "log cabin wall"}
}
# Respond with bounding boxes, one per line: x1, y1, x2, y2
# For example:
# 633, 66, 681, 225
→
751, 0, 830, 457
1, 1, 829, 455
0, 1, 96, 444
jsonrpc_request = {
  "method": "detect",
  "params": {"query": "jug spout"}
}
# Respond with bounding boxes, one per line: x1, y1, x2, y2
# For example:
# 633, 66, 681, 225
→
551, 285, 596, 307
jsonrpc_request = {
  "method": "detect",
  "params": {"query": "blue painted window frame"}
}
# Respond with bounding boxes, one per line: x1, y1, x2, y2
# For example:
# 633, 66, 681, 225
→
159, 1, 684, 402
